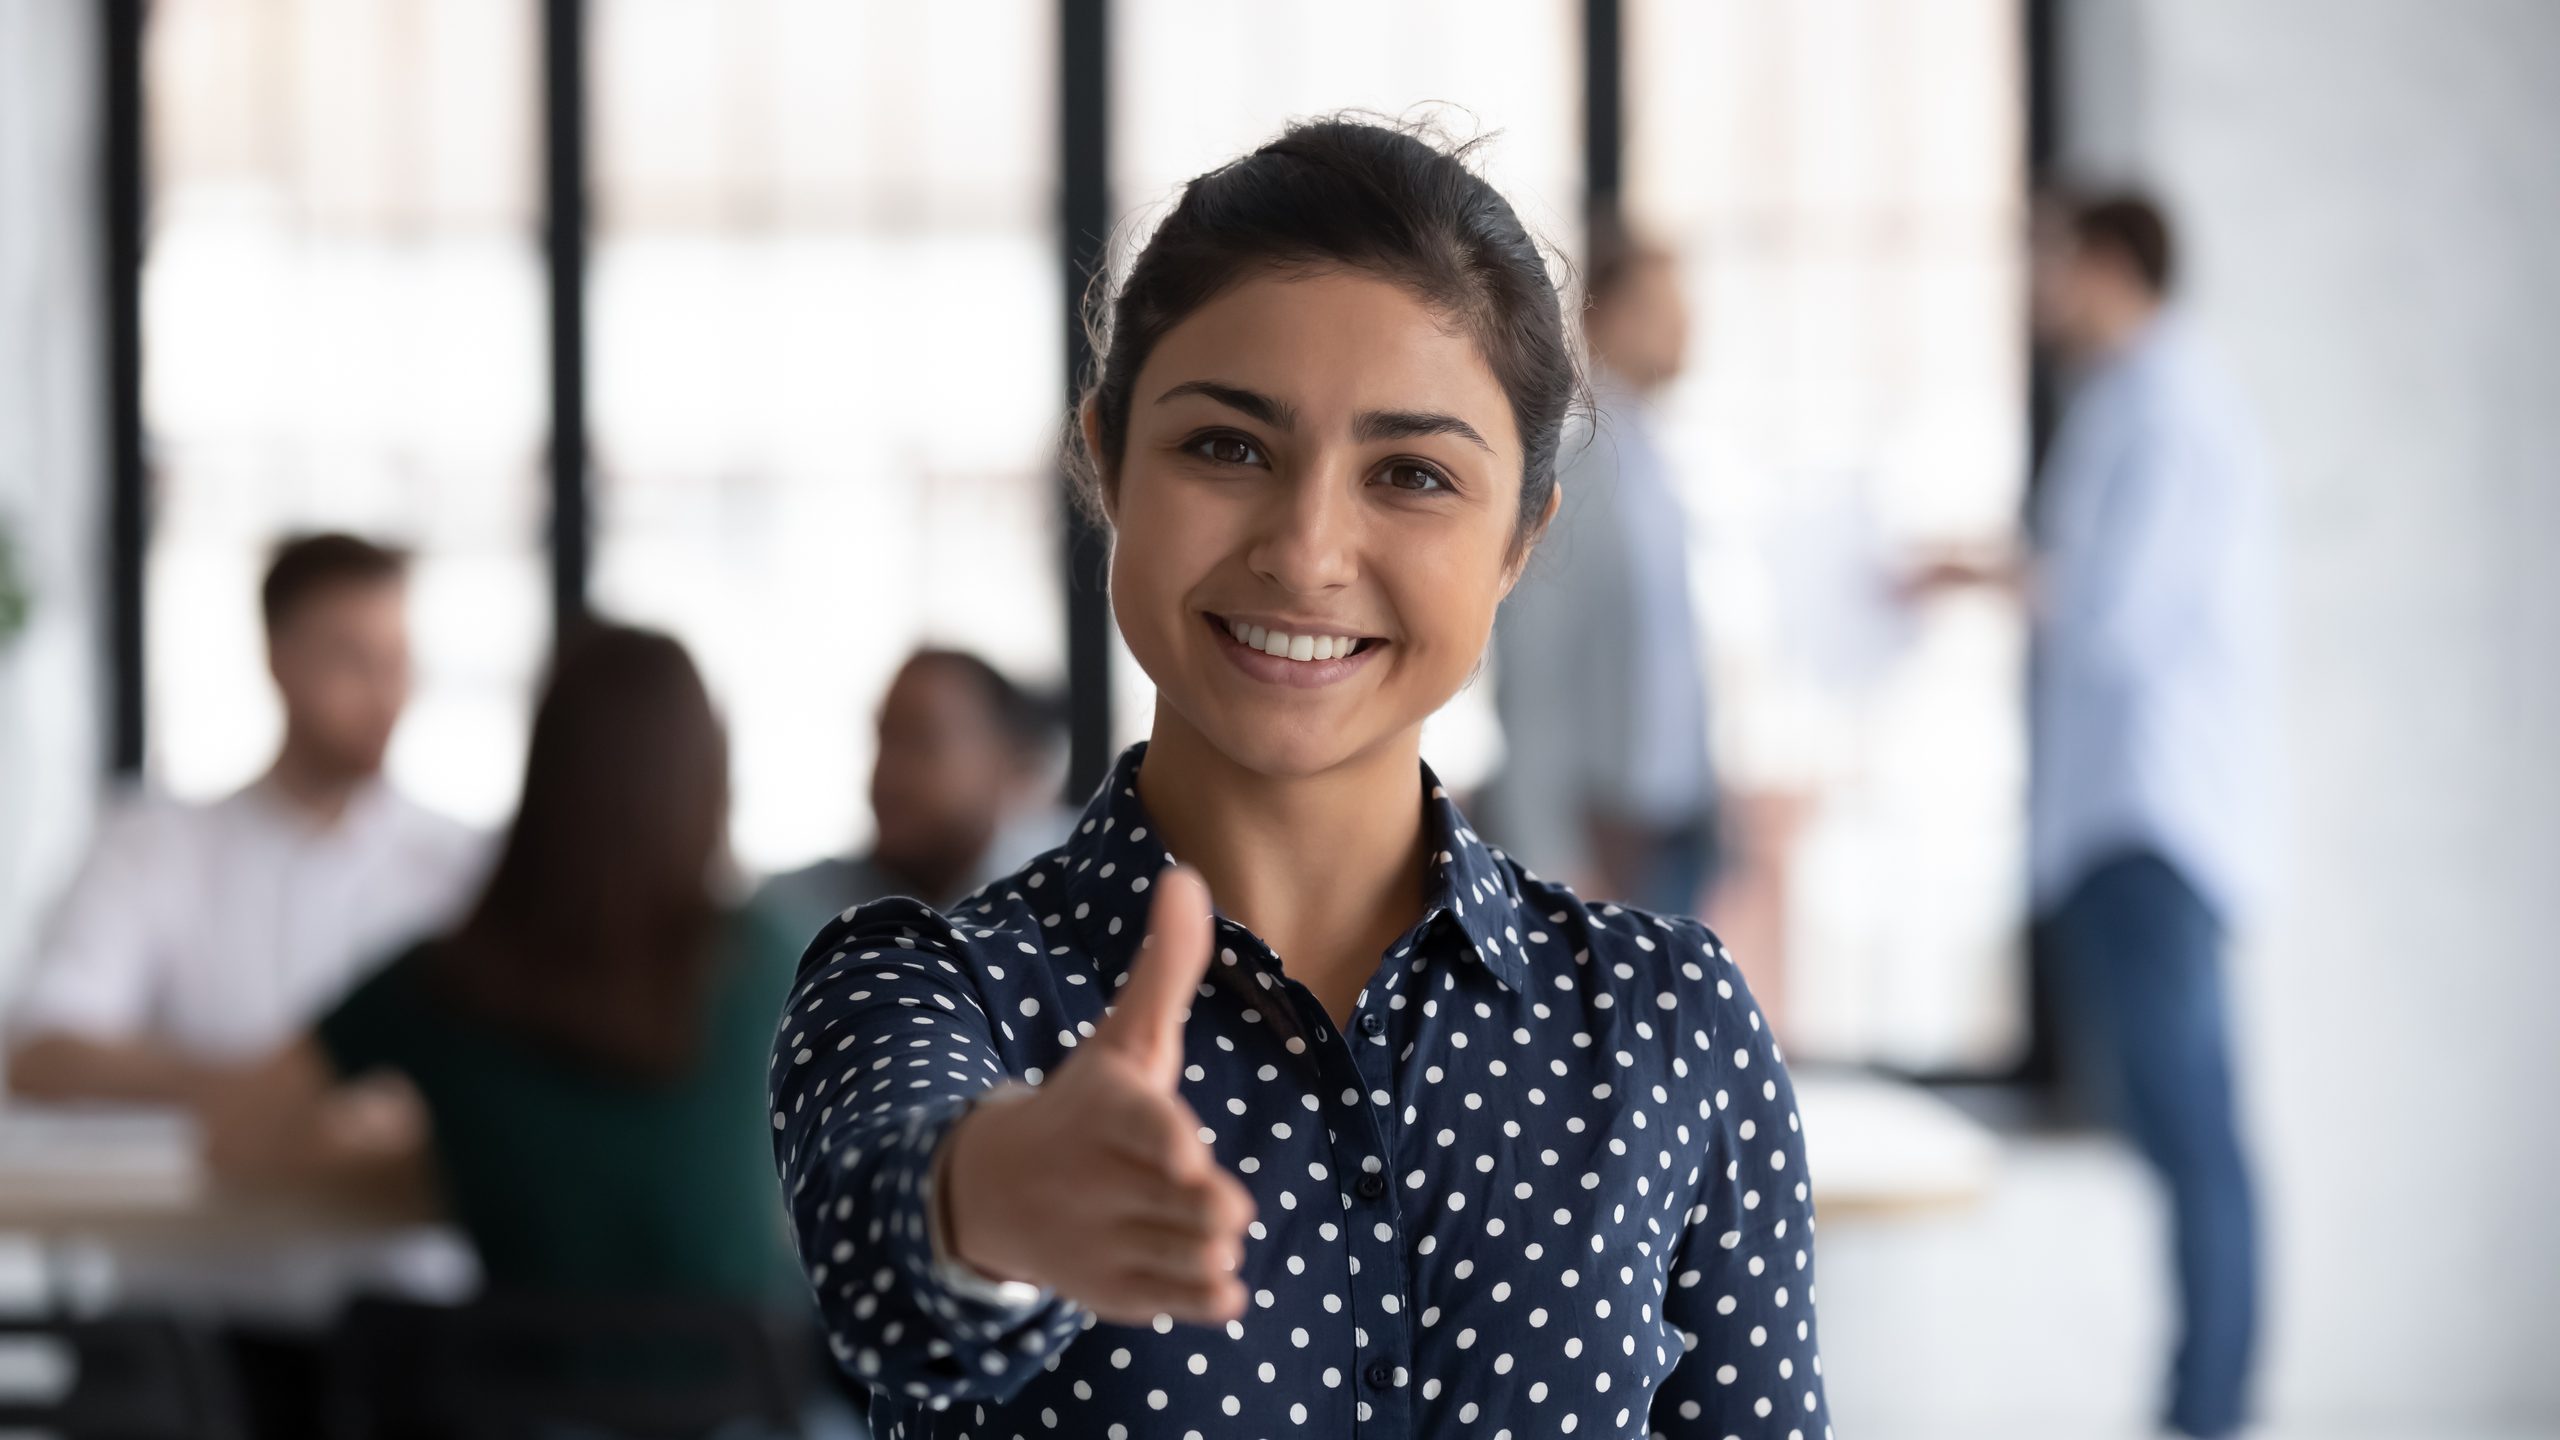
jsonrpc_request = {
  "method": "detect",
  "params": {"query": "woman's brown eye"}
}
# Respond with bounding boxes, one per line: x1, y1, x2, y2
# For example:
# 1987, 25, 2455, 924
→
1386, 463, 1448, 492
1204, 435, 1257, 465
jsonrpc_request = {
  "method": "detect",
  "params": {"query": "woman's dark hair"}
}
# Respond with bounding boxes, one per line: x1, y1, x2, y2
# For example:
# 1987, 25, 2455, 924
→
1071, 116, 1579, 556
434, 622, 730, 1078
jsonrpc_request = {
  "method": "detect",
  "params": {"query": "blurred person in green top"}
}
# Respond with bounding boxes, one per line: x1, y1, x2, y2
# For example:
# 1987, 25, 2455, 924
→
211, 622, 802, 1307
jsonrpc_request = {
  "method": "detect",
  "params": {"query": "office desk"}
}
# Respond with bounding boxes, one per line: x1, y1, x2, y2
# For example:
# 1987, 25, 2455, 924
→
1793, 1067, 2001, 1218
0, 1106, 463, 1320
0, 1077, 1986, 1315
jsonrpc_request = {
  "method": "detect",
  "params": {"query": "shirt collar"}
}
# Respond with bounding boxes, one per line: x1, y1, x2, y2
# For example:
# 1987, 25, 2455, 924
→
238, 769, 397, 841
2066, 306, 2180, 392
1052, 742, 1534, 995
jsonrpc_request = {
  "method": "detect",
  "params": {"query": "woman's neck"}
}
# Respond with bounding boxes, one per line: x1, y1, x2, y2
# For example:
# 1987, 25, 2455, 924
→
1134, 706, 1432, 1021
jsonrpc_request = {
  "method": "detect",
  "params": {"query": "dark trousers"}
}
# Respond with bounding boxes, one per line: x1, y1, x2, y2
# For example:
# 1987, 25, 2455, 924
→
2038, 851, 2259, 1439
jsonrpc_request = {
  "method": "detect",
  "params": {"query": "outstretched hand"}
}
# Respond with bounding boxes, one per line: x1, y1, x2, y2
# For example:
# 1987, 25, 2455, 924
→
937, 866, 1256, 1325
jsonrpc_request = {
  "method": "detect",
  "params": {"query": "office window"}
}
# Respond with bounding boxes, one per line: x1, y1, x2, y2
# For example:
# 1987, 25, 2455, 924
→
1628, 0, 2030, 1069
142, 0, 548, 825
1110, 0, 1582, 788
588, 0, 1063, 873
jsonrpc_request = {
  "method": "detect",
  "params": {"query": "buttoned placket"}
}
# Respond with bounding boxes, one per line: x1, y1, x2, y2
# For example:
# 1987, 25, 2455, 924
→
1210, 912, 1482, 1438
1048, 758, 1551, 1435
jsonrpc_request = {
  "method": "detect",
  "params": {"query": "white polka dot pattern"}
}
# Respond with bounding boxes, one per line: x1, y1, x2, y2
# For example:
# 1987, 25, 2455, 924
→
771, 742, 1831, 1438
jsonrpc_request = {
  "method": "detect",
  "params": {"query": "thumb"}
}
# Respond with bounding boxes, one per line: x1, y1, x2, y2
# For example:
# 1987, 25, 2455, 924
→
1092, 865, 1215, 1087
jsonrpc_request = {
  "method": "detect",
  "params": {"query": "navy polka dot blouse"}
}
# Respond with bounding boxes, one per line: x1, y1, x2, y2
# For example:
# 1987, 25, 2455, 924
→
770, 743, 1832, 1438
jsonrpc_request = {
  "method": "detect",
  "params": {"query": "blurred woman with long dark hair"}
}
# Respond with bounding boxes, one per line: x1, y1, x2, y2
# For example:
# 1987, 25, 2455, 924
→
230, 622, 802, 1303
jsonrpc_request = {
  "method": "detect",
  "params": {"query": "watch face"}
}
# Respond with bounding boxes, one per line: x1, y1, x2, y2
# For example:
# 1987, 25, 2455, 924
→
941, 1260, 1046, 1310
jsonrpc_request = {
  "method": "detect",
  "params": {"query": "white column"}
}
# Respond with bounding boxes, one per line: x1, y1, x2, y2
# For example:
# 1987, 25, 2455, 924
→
0, 0, 108, 992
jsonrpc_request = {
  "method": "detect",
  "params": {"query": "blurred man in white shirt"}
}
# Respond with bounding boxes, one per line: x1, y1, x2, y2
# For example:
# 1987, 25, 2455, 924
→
8, 533, 485, 1113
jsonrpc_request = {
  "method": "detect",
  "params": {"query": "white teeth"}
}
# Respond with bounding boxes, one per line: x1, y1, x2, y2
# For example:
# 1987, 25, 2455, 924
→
1223, 618, 1367, 663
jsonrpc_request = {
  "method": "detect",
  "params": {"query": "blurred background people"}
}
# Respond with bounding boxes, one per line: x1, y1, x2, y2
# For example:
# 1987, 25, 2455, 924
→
1485, 220, 1719, 916
6, 533, 484, 1110
755, 648, 1068, 935
1913, 188, 2275, 1439
231, 622, 802, 1307
0, 1, 2550, 1435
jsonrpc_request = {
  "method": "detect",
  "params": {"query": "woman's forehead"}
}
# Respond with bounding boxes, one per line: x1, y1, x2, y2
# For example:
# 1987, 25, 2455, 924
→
1134, 270, 1520, 452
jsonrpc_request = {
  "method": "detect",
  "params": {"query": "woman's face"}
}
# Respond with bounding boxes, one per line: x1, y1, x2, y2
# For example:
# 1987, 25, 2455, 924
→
1100, 268, 1541, 779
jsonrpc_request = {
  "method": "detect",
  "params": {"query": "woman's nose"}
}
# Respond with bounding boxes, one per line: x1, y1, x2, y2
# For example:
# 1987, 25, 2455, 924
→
1246, 469, 1362, 595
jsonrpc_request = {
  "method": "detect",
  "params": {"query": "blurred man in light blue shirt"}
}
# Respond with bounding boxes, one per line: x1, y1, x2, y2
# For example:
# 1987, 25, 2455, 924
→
1487, 223, 1719, 916
2026, 263, 2277, 936
1923, 190, 2274, 1439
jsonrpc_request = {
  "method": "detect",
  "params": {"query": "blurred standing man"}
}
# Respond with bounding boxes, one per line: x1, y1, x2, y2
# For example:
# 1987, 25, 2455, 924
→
1488, 222, 1718, 915
1917, 190, 2275, 1439
756, 648, 1068, 934
8, 534, 485, 1116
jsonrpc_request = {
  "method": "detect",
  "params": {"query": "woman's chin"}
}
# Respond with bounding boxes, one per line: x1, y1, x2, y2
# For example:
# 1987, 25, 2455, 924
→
1180, 702, 1412, 783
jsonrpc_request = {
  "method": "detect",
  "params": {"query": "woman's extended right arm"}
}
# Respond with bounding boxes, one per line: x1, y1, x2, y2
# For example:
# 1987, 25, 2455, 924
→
768, 897, 1087, 1406
768, 876, 1254, 1407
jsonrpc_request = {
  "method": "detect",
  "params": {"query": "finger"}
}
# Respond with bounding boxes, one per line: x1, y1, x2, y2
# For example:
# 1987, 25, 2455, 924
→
1094, 1087, 1214, 1179
1089, 866, 1216, 1084
1107, 1219, 1245, 1286
1080, 1272, 1249, 1329
1096, 1160, 1256, 1234
1208, 1167, 1259, 1233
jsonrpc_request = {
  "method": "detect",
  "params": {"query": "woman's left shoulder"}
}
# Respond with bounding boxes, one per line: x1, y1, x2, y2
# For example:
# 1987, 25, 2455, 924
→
1507, 866, 1773, 1043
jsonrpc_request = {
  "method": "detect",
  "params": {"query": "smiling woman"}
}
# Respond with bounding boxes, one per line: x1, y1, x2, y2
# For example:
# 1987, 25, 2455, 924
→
769, 119, 1831, 1439
1098, 266, 1538, 788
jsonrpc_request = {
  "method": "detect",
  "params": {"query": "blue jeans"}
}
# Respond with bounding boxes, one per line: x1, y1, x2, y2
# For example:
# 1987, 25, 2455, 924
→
2039, 851, 2259, 1438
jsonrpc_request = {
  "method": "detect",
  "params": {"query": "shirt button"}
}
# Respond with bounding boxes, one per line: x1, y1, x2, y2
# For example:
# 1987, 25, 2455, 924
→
1364, 1360, 1392, 1390
1358, 1012, 1385, 1036
1356, 1172, 1388, 1201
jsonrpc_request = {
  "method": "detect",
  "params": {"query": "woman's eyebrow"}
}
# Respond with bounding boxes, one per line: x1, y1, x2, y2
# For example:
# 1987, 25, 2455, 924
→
1353, 408, 1494, 452
1154, 381, 1492, 454
1154, 380, 1298, 431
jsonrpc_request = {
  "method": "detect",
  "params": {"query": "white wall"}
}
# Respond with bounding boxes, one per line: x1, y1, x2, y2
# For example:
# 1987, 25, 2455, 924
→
2063, 0, 2560, 1426
0, 0, 106, 981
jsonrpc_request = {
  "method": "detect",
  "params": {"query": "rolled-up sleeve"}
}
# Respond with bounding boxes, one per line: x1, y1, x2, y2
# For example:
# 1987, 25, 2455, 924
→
9, 801, 165, 1046
768, 899, 1086, 1407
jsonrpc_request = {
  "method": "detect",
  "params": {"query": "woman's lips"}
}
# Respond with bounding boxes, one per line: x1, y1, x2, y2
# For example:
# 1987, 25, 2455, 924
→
1203, 612, 1385, 690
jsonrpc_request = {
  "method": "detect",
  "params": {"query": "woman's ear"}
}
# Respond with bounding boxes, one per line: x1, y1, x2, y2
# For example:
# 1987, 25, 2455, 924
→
1080, 399, 1116, 525
1499, 482, 1566, 599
